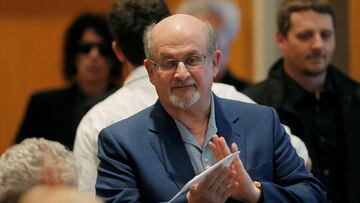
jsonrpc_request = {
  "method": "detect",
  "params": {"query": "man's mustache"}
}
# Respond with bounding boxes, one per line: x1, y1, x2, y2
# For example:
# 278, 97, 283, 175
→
171, 79, 196, 88
306, 52, 326, 60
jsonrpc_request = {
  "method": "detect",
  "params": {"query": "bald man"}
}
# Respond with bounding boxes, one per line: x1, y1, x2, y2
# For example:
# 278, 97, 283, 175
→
96, 14, 326, 203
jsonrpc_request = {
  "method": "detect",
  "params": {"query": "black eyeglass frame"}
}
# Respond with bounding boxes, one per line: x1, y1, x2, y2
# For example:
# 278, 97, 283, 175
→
148, 54, 210, 72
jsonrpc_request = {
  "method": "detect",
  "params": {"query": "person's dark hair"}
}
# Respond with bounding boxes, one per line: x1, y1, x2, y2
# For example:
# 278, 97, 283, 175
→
277, 0, 336, 37
108, 0, 170, 66
63, 13, 121, 81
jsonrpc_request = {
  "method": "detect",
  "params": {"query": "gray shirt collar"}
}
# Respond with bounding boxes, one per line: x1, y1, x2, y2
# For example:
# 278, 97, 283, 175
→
174, 93, 217, 174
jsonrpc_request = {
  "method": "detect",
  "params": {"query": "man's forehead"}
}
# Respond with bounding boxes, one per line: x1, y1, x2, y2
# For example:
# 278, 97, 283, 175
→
152, 14, 205, 35
158, 49, 202, 58
150, 16, 208, 51
289, 10, 334, 30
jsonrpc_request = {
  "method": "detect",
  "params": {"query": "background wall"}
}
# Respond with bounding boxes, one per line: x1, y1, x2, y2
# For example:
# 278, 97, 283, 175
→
0, 0, 115, 153
0, 0, 359, 153
252, 0, 281, 81
349, 0, 360, 81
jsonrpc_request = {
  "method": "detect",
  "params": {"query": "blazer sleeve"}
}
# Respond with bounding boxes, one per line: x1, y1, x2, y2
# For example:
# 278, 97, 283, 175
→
96, 128, 141, 203
261, 108, 326, 202
96, 128, 186, 203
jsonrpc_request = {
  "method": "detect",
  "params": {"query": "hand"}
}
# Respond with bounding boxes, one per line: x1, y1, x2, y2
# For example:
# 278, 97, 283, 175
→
209, 135, 261, 203
187, 164, 239, 203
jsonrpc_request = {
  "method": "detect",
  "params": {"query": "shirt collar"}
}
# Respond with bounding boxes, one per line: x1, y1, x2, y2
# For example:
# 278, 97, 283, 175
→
174, 93, 217, 149
283, 68, 337, 106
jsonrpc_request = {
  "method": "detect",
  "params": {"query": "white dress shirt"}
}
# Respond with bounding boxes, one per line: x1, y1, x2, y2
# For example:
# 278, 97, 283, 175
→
73, 66, 309, 194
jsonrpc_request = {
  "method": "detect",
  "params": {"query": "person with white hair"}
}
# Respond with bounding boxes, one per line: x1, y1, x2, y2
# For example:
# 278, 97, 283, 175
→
177, 0, 250, 91
0, 138, 77, 201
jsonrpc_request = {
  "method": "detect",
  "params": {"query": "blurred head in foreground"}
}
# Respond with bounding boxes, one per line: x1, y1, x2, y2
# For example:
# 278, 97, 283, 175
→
0, 138, 77, 200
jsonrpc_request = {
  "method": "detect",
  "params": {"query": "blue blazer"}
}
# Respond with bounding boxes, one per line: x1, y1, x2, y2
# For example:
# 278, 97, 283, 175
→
96, 95, 326, 203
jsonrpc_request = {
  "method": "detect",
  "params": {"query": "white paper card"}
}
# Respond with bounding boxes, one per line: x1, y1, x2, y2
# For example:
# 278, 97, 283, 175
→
167, 151, 240, 203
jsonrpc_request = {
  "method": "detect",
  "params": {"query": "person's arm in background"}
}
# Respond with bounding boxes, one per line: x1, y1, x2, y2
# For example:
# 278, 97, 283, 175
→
283, 125, 312, 171
73, 109, 102, 195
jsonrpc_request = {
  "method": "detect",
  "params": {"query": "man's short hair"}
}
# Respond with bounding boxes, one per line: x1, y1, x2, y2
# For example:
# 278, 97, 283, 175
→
108, 0, 170, 66
277, 0, 336, 36
0, 138, 77, 199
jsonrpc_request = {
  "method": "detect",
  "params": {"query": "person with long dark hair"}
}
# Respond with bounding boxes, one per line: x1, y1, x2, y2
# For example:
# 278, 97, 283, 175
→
15, 13, 121, 150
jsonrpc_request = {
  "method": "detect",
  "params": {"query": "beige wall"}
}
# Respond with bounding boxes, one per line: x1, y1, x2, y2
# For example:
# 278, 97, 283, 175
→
349, 0, 360, 81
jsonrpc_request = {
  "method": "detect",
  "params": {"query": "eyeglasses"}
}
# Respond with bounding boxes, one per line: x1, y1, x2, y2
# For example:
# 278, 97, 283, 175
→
149, 54, 209, 72
76, 42, 113, 56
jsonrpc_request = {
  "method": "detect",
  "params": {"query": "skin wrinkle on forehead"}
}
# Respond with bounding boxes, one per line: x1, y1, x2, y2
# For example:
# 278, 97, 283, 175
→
152, 37, 206, 57
159, 50, 201, 58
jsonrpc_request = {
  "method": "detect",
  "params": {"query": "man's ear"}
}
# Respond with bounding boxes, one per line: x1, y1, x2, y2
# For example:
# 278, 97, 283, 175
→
211, 50, 221, 78
112, 41, 126, 63
144, 59, 155, 85
275, 31, 287, 51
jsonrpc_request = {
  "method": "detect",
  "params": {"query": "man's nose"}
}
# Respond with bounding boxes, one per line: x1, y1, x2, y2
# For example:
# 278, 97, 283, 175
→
174, 61, 190, 81
89, 46, 100, 57
311, 34, 324, 50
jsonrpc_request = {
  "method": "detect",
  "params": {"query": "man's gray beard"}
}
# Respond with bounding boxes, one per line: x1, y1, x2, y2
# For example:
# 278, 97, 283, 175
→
169, 90, 200, 109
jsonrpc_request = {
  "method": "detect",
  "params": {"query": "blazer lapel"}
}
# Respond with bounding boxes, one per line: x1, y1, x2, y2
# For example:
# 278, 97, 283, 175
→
147, 96, 247, 190
148, 101, 195, 190
213, 95, 246, 167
